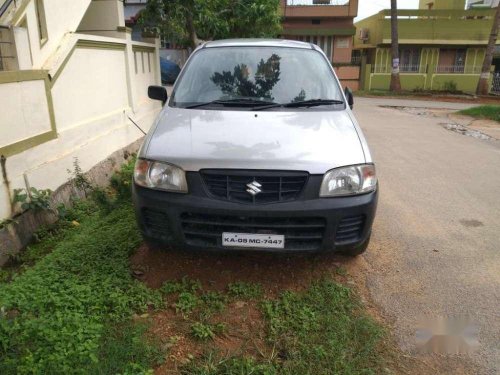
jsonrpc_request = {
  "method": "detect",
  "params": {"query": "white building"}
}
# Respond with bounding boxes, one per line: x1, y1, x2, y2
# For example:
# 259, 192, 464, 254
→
0, 1, 161, 223
467, 0, 500, 8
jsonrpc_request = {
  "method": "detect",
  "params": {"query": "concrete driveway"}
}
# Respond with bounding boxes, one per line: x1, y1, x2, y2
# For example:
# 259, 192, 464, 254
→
353, 97, 500, 374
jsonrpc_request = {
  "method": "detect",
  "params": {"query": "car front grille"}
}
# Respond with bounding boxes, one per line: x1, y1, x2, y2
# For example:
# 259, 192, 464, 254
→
143, 208, 173, 241
335, 215, 365, 244
181, 212, 325, 251
200, 170, 308, 204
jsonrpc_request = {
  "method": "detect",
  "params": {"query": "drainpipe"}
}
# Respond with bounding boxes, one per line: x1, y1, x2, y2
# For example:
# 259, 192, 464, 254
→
0, 155, 14, 213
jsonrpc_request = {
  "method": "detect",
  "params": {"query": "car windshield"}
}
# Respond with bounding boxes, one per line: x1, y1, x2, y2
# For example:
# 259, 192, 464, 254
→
170, 46, 343, 109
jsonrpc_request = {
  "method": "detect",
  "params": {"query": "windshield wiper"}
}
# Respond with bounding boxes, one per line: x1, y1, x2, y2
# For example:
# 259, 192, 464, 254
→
253, 99, 344, 111
184, 98, 277, 109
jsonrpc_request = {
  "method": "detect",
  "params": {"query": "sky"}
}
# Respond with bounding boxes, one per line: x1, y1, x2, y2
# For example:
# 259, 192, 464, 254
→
355, 0, 420, 22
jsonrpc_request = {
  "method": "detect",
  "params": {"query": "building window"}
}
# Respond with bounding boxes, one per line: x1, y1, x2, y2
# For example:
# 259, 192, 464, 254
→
455, 49, 466, 67
437, 49, 466, 73
161, 36, 171, 49
35, 0, 48, 45
400, 48, 421, 72
351, 50, 362, 65
335, 37, 350, 49
295, 35, 333, 62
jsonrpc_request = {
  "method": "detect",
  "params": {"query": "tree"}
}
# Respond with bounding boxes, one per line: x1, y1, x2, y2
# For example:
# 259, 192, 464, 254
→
211, 54, 281, 100
390, 0, 401, 92
140, 0, 282, 49
476, 5, 500, 95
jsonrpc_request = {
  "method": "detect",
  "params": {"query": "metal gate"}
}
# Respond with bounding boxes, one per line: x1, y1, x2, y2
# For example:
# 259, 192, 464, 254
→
492, 73, 500, 94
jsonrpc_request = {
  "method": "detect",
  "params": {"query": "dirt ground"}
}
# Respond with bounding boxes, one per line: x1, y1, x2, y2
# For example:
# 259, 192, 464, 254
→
130, 97, 498, 375
358, 93, 500, 105
131, 243, 476, 375
131, 244, 353, 374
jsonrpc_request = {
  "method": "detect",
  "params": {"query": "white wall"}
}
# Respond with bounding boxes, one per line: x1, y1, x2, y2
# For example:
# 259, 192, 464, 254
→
14, 0, 92, 69
78, 0, 124, 32
0, 80, 51, 147
133, 48, 158, 107
51, 48, 129, 131
0, 0, 161, 220
0, 35, 161, 220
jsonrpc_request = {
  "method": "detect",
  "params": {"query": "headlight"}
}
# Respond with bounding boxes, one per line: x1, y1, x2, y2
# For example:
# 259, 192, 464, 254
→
320, 164, 377, 197
134, 159, 188, 193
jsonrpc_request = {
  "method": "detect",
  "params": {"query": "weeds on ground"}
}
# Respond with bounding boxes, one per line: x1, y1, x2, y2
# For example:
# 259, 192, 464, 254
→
183, 353, 277, 375
159, 278, 263, 344
227, 281, 263, 299
0, 159, 163, 374
442, 80, 458, 93
191, 322, 225, 341
88, 322, 163, 375
261, 280, 385, 374
180, 280, 386, 374
12, 187, 52, 212
161, 276, 202, 295
1, 199, 97, 281
0, 156, 389, 374
459, 105, 500, 122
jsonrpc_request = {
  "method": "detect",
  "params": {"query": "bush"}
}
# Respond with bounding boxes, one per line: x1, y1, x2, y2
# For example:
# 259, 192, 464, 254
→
110, 156, 136, 201
442, 80, 458, 93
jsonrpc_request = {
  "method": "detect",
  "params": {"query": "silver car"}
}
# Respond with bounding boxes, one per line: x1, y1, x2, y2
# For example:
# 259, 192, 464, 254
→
133, 39, 377, 255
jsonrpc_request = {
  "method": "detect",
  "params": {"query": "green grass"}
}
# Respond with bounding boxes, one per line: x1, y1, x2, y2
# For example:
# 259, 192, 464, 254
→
459, 105, 500, 122
0, 161, 163, 374
182, 280, 387, 375
0, 200, 98, 281
262, 281, 385, 374
0, 158, 390, 374
227, 281, 263, 299
183, 354, 277, 375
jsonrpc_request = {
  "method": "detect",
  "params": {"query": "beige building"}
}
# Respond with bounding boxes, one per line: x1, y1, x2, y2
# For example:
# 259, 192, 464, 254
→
280, 0, 361, 90
0, 0, 161, 225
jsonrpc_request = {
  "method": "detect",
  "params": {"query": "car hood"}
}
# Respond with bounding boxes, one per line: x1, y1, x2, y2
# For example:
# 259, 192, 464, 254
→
143, 107, 366, 174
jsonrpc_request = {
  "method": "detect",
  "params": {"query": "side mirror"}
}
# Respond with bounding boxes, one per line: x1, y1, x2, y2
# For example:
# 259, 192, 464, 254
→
148, 85, 168, 104
344, 87, 354, 110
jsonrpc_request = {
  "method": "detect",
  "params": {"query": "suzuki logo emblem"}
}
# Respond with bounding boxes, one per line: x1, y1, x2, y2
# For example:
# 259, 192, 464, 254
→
246, 180, 262, 196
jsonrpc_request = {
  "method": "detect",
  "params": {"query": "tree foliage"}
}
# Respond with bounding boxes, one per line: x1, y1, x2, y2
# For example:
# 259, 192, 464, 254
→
211, 54, 281, 100
140, 0, 282, 48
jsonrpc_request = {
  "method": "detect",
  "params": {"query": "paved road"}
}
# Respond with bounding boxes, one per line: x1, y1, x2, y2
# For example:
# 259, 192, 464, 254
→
353, 97, 500, 374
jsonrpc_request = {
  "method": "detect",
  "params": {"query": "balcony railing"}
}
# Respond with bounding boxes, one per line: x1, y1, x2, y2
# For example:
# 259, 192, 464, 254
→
372, 64, 425, 74
372, 64, 483, 75
286, 0, 350, 5
0, 25, 17, 71
350, 54, 362, 65
435, 65, 481, 74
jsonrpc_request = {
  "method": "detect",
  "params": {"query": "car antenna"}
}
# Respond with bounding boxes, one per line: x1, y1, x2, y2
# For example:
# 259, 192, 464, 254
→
127, 116, 147, 135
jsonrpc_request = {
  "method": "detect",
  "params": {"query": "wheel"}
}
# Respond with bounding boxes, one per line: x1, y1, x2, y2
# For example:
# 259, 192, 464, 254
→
340, 233, 371, 257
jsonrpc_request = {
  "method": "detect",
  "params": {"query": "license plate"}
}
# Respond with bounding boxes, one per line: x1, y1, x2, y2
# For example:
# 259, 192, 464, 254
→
222, 233, 285, 249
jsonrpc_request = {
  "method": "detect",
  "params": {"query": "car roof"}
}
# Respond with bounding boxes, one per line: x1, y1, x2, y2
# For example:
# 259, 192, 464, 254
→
203, 39, 316, 50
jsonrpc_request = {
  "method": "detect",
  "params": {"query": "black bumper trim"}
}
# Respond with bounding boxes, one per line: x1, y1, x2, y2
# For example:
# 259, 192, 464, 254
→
133, 178, 378, 253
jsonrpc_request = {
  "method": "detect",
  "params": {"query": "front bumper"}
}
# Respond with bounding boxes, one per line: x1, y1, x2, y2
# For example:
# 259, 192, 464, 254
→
133, 173, 378, 253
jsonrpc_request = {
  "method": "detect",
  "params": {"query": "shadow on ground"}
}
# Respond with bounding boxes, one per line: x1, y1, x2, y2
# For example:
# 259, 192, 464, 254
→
130, 244, 358, 295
